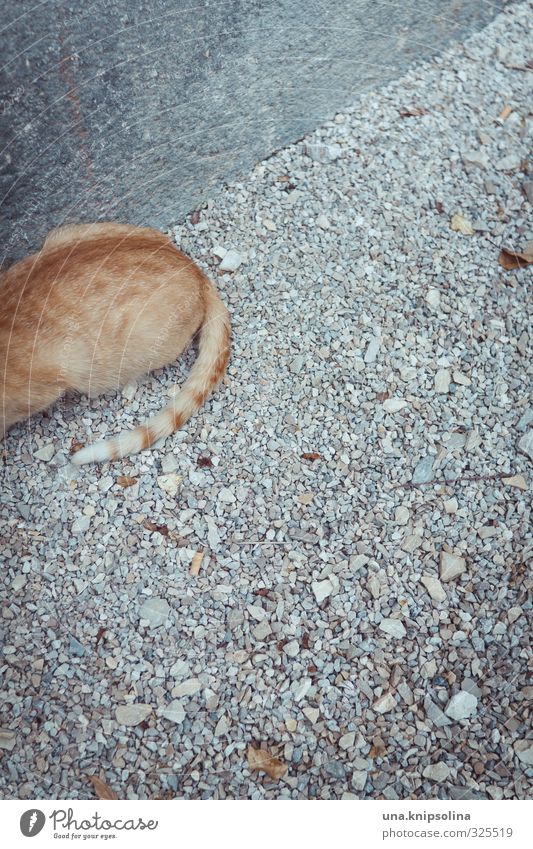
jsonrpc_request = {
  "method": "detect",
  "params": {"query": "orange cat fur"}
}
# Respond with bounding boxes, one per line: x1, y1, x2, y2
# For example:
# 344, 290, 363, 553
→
0, 222, 230, 464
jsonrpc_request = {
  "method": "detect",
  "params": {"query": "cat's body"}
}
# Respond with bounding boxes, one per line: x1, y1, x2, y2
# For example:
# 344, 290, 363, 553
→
0, 222, 230, 464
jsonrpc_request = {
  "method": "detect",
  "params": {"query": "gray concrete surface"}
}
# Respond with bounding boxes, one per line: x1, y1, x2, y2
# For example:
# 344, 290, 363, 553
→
0, 1, 507, 263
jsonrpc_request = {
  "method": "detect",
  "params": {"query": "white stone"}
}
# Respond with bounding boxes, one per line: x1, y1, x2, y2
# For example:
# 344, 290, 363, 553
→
462, 149, 489, 169
284, 640, 300, 657
453, 371, 471, 386
12, 575, 27, 590
121, 381, 137, 400
420, 575, 447, 603
115, 704, 152, 726
169, 660, 189, 678
508, 607, 522, 624
312, 578, 334, 603
316, 214, 330, 229
172, 678, 202, 697
426, 288, 441, 308
71, 515, 90, 534
351, 770, 368, 791
445, 691, 477, 720
0, 729, 16, 751
495, 153, 521, 171
395, 505, 410, 525
219, 249, 243, 271
218, 487, 236, 504
502, 474, 527, 491
379, 618, 406, 638
367, 575, 381, 599
214, 715, 230, 736
517, 431, 533, 462
161, 454, 179, 473
303, 142, 342, 162
139, 597, 170, 628
160, 700, 185, 724
423, 762, 451, 782
443, 497, 458, 514
302, 706, 319, 722
383, 398, 407, 413
373, 692, 396, 713
157, 473, 182, 496
514, 741, 533, 766
364, 337, 380, 363
252, 620, 272, 640
412, 455, 434, 483
435, 368, 451, 393
294, 678, 312, 702
247, 604, 266, 621
350, 554, 369, 570
34, 444, 55, 461
440, 551, 466, 582
339, 732, 356, 750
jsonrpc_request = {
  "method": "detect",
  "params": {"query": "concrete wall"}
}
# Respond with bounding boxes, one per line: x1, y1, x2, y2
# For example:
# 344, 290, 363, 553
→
1, 0, 507, 263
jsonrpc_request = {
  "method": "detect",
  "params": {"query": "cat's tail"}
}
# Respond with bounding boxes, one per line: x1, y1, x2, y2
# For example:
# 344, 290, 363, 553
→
71, 280, 230, 465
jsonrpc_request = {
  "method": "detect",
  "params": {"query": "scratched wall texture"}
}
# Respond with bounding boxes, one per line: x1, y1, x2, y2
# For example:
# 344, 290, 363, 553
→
0, 0, 507, 262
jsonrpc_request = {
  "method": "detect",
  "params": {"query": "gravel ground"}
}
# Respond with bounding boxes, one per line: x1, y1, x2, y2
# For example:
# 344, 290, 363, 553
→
1, 2, 531, 801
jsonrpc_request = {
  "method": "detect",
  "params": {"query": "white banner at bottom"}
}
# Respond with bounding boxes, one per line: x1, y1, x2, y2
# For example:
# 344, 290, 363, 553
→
2, 799, 530, 848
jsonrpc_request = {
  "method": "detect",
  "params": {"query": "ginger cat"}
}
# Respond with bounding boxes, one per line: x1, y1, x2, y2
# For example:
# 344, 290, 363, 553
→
0, 222, 230, 464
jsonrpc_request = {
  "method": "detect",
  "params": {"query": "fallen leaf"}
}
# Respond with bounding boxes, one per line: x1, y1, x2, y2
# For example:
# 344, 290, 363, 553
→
197, 456, 213, 468
87, 775, 118, 800
189, 550, 205, 576
399, 106, 427, 118
498, 104, 513, 122
502, 474, 527, 491
157, 473, 182, 497
247, 745, 288, 780
301, 452, 322, 461
451, 213, 474, 235
498, 244, 533, 270
143, 520, 169, 537
116, 475, 138, 488
369, 738, 387, 758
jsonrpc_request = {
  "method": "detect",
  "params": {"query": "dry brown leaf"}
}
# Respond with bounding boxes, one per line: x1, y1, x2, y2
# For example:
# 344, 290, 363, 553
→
142, 520, 169, 537
399, 106, 427, 118
498, 104, 513, 122
116, 475, 138, 488
189, 549, 205, 576
451, 213, 474, 235
247, 745, 288, 780
502, 474, 527, 491
498, 245, 533, 270
369, 739, 387, 758
87, 775, 118, 800
301, 452, 322, 461
197, 456, 213, 468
